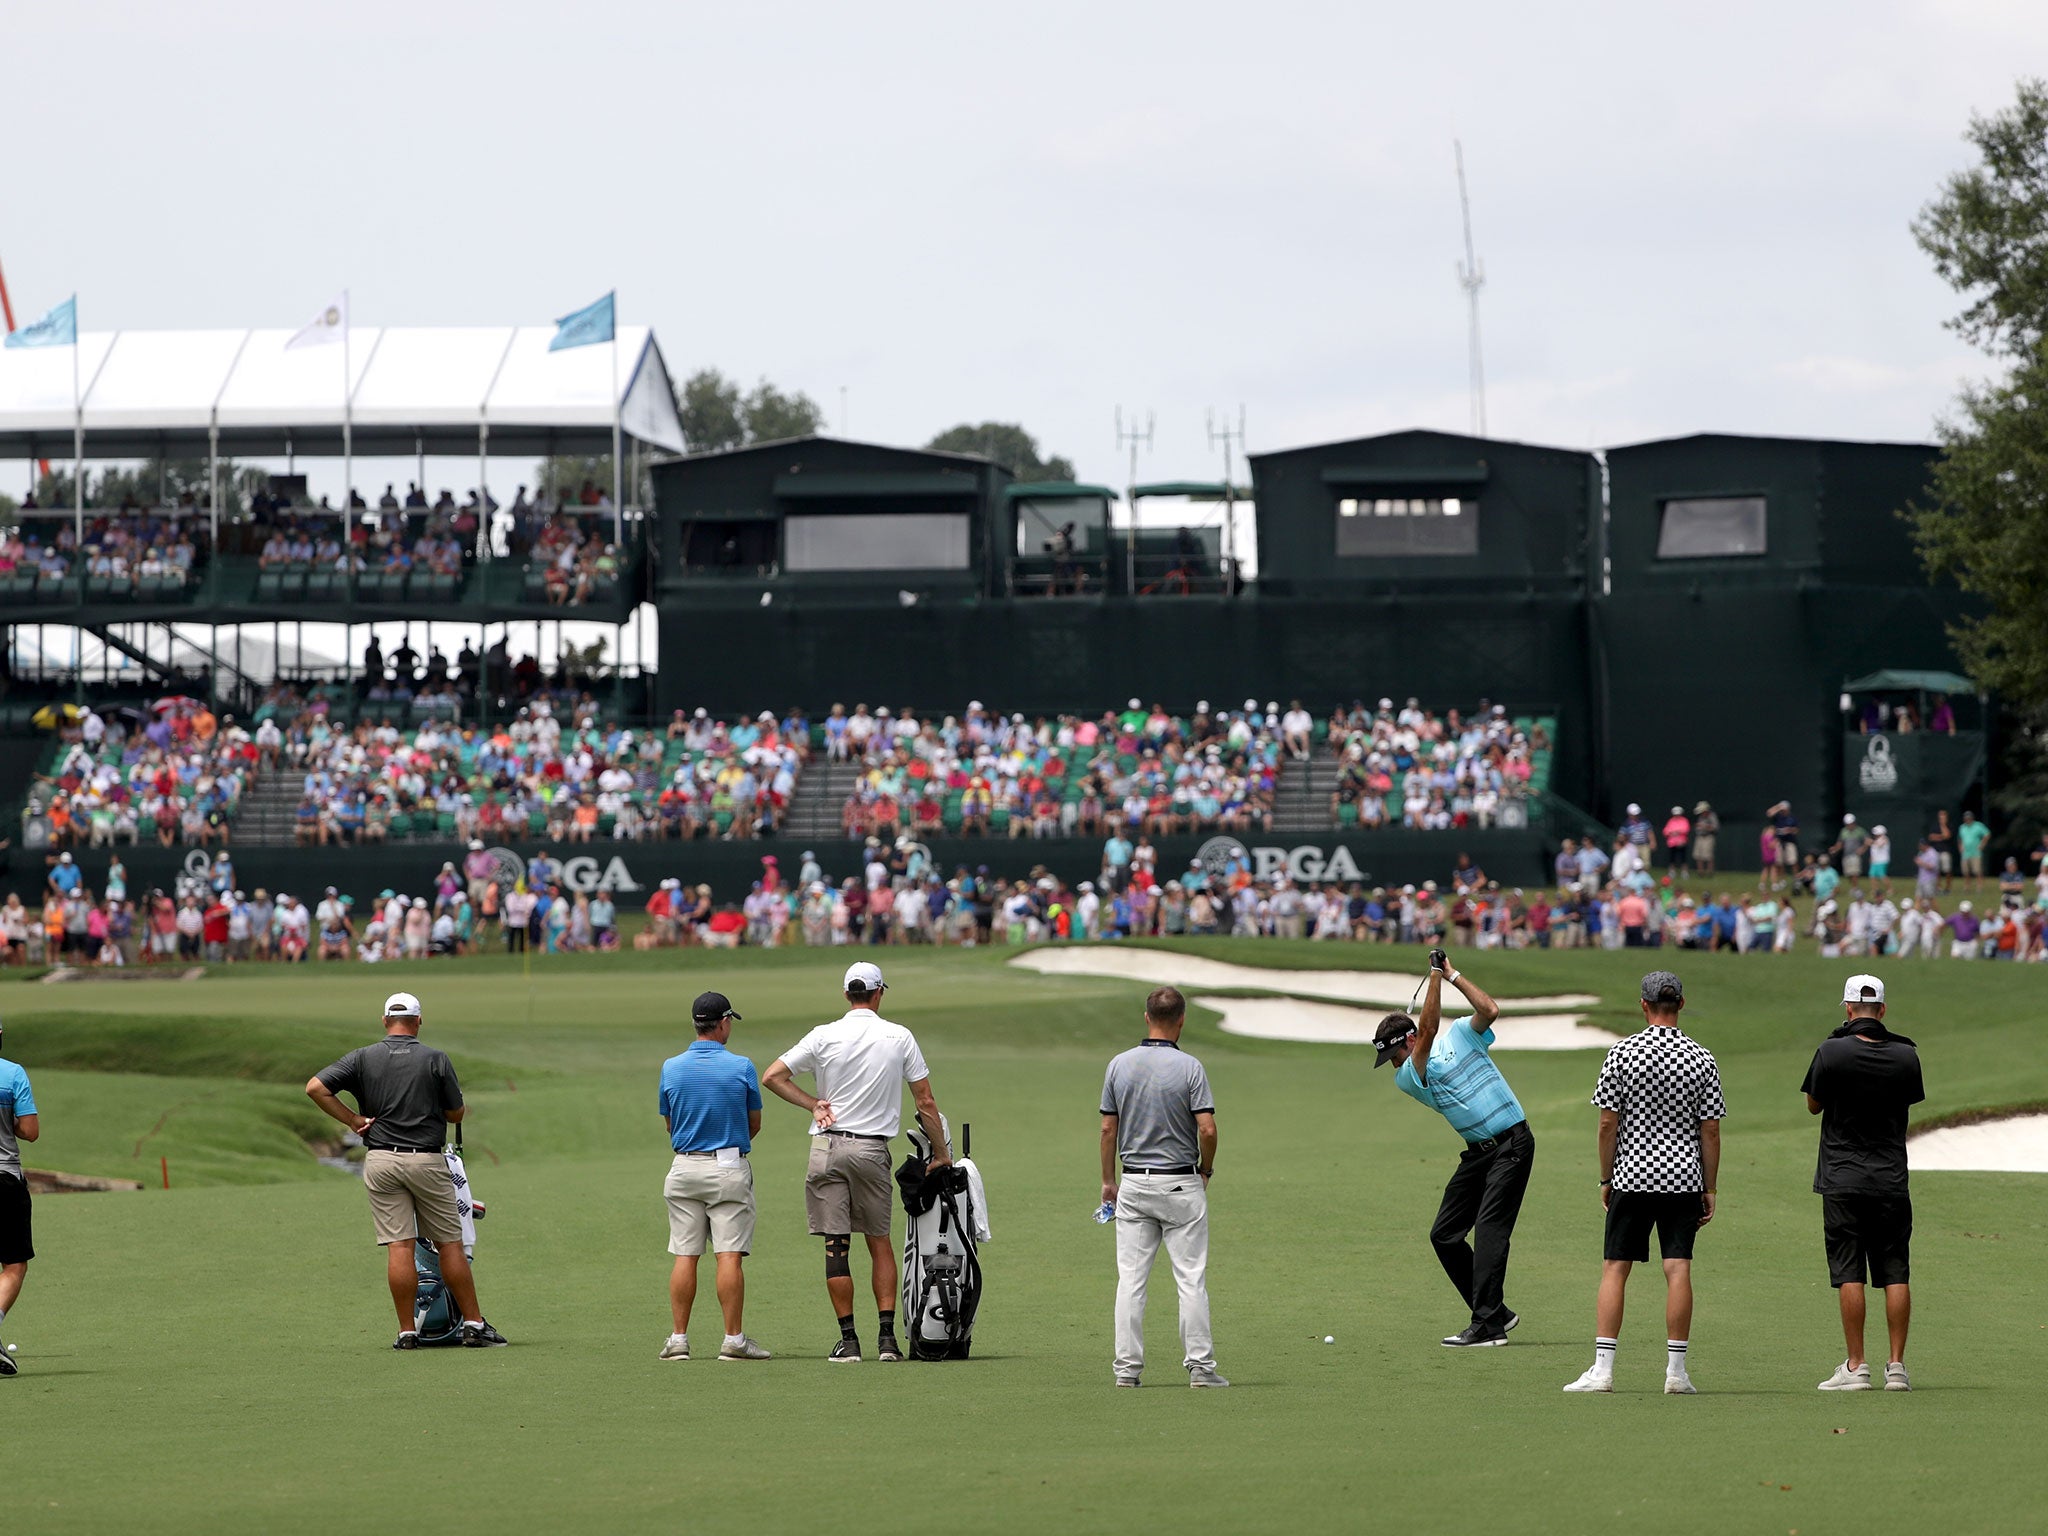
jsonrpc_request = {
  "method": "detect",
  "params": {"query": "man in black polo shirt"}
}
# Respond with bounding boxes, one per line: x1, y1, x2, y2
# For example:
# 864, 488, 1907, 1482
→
1803, 973, 1923, 1392
306, 991, 507, 1350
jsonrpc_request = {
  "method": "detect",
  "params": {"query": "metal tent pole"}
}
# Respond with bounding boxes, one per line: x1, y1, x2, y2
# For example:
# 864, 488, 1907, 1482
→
342, 295, 353, 557
611, 325, 623, 550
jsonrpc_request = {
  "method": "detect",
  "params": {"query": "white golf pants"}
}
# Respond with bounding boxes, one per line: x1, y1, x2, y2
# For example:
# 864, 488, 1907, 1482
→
1114, 1174, 1214, 1378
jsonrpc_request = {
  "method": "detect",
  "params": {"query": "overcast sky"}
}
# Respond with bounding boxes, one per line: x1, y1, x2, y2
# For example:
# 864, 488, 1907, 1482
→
9, 0, 2044, 491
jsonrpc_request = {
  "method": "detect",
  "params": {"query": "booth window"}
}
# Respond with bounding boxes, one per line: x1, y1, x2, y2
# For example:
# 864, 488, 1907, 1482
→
1657, 496, 1767, 559
1334, 496, 1478, 557
785, 513, 970, 572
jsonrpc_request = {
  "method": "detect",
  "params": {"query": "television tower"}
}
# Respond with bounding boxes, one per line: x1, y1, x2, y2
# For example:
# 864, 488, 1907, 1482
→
1454, 140, 1487, 437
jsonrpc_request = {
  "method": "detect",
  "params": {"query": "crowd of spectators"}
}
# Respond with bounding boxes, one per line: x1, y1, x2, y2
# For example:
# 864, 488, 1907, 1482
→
3, 479, 625, 606
20, 702, 253, 850
2, 501, 204, 587
826, 698, 1283, 842
11, 811, 2047, 965
270, 699, 807, 849
1325, 697, 1548, 829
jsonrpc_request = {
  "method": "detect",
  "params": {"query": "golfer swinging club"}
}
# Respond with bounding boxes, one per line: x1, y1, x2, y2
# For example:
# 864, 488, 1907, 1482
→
1372, 951, 1532, 1346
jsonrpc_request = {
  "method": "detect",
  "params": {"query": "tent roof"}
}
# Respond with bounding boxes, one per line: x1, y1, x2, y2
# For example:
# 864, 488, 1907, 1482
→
1132, 481, 1250, 500
1843, 668, 1979, 696
1001, 481, 1117, 501
0, 325, 686, 460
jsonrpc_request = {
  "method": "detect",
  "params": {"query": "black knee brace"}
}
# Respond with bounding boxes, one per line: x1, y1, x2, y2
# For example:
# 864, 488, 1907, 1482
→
824, 1234, 852, 1279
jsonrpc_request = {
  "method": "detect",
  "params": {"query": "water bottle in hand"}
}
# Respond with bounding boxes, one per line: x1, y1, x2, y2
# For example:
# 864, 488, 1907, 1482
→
1093, 1200, 1116, 1224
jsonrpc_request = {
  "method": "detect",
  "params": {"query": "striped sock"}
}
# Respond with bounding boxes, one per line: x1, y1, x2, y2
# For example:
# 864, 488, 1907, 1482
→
1594, 1337, 1617, 1373
1666, 1339, 1689, 1375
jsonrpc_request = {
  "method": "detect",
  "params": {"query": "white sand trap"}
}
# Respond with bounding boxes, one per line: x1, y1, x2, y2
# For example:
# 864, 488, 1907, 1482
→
1908, 1115, 2048, 1174
1008, 946, 1598, 1011
1197, 996, 1618, 1050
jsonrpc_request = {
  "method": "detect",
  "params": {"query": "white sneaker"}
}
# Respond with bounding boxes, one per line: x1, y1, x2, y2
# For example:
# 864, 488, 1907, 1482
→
1819, 1361, 1871, 1391
1563, 1367, 1613, 1393
657, 1333, 689, 1361
1188, 1366, 1231, 1388
1884, 1362, 1911, 1392
719, 1334, 771, 1361
1664, 1370, 1697, 1395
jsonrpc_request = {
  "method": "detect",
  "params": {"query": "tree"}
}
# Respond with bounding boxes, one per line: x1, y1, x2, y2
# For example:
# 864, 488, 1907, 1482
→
678, 369, 746, 454
925, 422, 1075, 483
534, 455, 652, 509
1910, 79, 2048, 705
31, 458, 265, 512
740, 380, 824, 444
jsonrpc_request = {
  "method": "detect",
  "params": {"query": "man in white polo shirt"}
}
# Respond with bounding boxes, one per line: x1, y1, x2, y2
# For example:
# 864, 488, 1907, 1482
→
763, 960, 950, 1363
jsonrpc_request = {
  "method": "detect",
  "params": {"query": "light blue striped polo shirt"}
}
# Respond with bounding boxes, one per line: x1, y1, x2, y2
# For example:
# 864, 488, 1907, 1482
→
1395, 1020, 1524, 1143
0, 1057, 37, 1178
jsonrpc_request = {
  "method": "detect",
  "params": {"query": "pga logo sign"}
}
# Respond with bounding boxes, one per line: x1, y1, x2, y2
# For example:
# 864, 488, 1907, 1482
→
483, 846, 644, 895
1196, 836, 1366, 886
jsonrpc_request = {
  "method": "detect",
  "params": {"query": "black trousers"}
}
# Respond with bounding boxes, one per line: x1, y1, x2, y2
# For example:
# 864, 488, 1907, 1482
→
1430, 1123, 1535, 1331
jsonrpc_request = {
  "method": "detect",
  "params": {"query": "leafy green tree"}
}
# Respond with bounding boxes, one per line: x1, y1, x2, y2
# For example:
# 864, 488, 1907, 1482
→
31, 458, 264, 512
1911, 78, 2048, 704
678, 369, 746, 453
740, 380, 824, 444
534, 455, 653, 508
925, 422, 1076, 483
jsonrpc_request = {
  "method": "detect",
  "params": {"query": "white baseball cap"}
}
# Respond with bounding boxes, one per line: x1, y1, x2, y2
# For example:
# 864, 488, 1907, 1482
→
1842, 974, 1885, 1005
384, 991, 422, 1018
843, 960, 885, 994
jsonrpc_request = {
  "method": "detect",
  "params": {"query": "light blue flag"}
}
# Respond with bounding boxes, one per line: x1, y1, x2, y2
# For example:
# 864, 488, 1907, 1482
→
549, 292, 615, 352
5, 295, 77, 348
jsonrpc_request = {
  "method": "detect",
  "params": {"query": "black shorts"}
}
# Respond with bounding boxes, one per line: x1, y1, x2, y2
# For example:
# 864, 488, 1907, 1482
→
1823, 1193, 1911, 1288
1604, 1190, 1704, 1262
0, 1172, 32, 1265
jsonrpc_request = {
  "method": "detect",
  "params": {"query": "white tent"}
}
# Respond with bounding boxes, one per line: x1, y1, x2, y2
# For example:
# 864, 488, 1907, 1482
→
0, 324, 685, 461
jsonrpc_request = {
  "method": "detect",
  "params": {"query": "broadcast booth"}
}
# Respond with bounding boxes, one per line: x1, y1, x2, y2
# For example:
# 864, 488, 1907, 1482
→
1600, 434, 1970, 854
1002, 481, 1117, 596
1246, 428, 1602, 815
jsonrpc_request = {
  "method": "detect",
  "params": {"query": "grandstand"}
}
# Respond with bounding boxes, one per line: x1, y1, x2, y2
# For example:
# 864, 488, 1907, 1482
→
3, 401, 1983, 905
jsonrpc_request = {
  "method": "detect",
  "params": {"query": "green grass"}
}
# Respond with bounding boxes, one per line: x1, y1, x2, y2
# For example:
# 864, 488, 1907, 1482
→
2, 941, 2044, 1534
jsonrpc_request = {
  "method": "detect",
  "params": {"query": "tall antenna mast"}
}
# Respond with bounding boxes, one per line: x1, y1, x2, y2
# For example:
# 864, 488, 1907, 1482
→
1207, 405, 1246, 593
1454, 140, 1487, 438
1115, 406, 1154, 594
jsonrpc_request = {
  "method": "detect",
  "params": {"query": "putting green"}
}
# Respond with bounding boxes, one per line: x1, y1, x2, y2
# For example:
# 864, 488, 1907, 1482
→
1, 941, 2040, 1535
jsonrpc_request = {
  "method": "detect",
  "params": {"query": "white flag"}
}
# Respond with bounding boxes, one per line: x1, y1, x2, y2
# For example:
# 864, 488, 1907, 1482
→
287, 292, 348, 349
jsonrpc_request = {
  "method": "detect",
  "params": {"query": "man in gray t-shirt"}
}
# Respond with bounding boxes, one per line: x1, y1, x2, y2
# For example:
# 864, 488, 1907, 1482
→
306, 991, 507, 1350
1099, 985, 1225, 1388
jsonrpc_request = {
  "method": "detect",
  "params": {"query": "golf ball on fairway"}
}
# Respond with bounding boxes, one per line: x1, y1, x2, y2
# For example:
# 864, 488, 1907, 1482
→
4, 1344, 15, 1353
1323, 1336, 1335, 1344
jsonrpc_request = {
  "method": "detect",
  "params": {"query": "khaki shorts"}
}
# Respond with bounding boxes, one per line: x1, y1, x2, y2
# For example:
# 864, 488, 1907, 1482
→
363, 1150, 463, 1246
805, 1134, 894, 1237
664, 1154, 757, 1256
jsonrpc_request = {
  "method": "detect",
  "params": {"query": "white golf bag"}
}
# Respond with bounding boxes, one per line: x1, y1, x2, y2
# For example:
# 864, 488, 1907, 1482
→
896, 1119, 988, 1361
412, 1133, 483, 1345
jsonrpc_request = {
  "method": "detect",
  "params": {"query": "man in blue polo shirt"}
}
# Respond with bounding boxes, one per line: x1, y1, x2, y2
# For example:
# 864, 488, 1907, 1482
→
657, 991, 769, 1363
0, 1019, 40, 1375
1373, 954, 1533, 1348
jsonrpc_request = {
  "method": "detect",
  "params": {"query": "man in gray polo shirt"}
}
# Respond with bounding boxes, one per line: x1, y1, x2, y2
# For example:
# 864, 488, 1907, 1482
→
306, 991, 508, 1350
1099, 985, 1226, 1389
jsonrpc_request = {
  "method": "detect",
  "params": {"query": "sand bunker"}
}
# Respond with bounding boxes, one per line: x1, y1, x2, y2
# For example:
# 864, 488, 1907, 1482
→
1194, 996, 1618, 1050
1908, 1115, 2048, 1174
1008, 947, 1597, 1010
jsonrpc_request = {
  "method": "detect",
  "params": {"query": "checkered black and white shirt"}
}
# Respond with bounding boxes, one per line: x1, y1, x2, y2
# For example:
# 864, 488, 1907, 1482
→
1593, 1027, 1726, 1193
